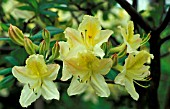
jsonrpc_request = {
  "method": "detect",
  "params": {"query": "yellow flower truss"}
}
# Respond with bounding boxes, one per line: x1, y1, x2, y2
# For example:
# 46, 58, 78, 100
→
12, 54, 60, 107
59, 15, 113, 81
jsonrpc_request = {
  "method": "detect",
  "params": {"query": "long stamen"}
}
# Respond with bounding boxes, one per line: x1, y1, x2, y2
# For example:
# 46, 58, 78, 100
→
134, 80, 150, 88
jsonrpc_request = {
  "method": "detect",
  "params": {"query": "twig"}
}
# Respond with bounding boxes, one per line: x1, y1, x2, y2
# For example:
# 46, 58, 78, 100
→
161, 51, 170, 58
156, 7, 170, 34
132, 0, 137, 10
160, 35, 170, 45
115, 0, 153, 33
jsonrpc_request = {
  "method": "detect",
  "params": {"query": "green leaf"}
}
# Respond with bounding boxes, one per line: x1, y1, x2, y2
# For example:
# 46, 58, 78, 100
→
11, 48, 28, 65
106, 69, 118, 80
0, 75, 14, 90
17, 5, 34, 11
28, 0, 38, 10
5, 56, 19, 66
31, 26, 63, 40
0, 68, 12, 75
0, 23, 9, 32
40, 10, 57, 17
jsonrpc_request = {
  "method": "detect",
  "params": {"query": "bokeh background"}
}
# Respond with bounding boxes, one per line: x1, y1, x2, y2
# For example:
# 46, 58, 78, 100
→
0, 0, 170, 109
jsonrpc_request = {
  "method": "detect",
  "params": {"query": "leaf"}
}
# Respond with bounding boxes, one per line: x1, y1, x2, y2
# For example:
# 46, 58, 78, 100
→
31, 26, 63, 40
17, 6, 34, 11
0, 68, 12, 75
10, 48, 28, 65
28, 0, 38, 10
5, 56, 19, 66
40, 10, 57, 17
0, 23, 9, 32
0, 75, 14, 90
105, 69, 118, 80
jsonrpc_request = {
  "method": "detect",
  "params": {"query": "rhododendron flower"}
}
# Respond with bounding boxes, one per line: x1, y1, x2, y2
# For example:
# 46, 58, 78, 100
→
64, 15, 113, 58
114, 51, 152, 100
64, 52, 112, 97
119, 21, 142, 54
12, 54, 60, 107
59, 15, 113, 81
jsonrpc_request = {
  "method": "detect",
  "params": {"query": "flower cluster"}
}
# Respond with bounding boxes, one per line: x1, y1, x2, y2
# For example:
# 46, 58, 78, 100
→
8, 15, 153, 107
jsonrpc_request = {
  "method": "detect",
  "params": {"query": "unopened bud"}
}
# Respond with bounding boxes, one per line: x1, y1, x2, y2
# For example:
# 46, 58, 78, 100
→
118, 45, 127, 58
111, 54, 118, 66
39, 40, 47, 55
42, 29, 50, 48
24, 37, 36, 55
49, 41, 60, 61
8, 24, 24, 46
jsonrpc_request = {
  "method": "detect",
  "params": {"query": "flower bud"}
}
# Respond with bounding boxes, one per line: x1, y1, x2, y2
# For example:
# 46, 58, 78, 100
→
42, 29, 50, 49
24, 37, 36, 55
49, 41, 60, 61
8, 24, 24, 46
111, 54, 118, 66
39, 40, 47, 55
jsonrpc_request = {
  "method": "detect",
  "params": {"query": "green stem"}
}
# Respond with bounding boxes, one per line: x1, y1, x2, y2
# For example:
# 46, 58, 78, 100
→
112, 64, 123, 72
0, 37, 11, 41
109, 43, 126, 54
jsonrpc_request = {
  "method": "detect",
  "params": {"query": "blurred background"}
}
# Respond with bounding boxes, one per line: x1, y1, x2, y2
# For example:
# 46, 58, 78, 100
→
0, 0, 170, 109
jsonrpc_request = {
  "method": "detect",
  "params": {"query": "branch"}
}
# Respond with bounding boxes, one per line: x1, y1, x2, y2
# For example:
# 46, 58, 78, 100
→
160, 35, 170, 45
156, 7, 170, 34
161, 50, 170, 58
115, 0, 153, 33
132, 0, 137, 10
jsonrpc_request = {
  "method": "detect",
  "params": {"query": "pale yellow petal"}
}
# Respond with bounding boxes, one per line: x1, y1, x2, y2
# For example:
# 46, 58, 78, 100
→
26, 54, 47, 77
78, 15, 101, 38
114, 72, 125, 86
125, 77, 139, 100
127, 66, 150, 80
46, 64, 60, 80
59, 41, 85, 59
41, 80, 59, 100
67, 77, 88, 96
64, 54, 89, 73
58, 42, 69, 59
12, 66, 37, 83
119, 26, 128, 42
95, 58, 112, 75
19, 84, 41, 107
126, 51, 150, 69
60, 62, 72, 81
64, 27, 83, 47
93, 45, 105, 58
94, 30, 113, 46
90, 74, 110, 97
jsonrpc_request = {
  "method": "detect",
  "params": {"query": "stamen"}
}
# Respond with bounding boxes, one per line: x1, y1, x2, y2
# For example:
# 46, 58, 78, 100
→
81, 32, 84, 39
28, 84, 31, 88
134, 80, 150, 88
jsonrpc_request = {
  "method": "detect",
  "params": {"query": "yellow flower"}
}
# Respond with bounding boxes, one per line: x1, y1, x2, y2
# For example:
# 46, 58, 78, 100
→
114, 51, 151, 100
119, 21, 142, 54
64, 15, 113, 58
64, 52, 112, 97
59, 15, 113, 81
12, 54, 60, 107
